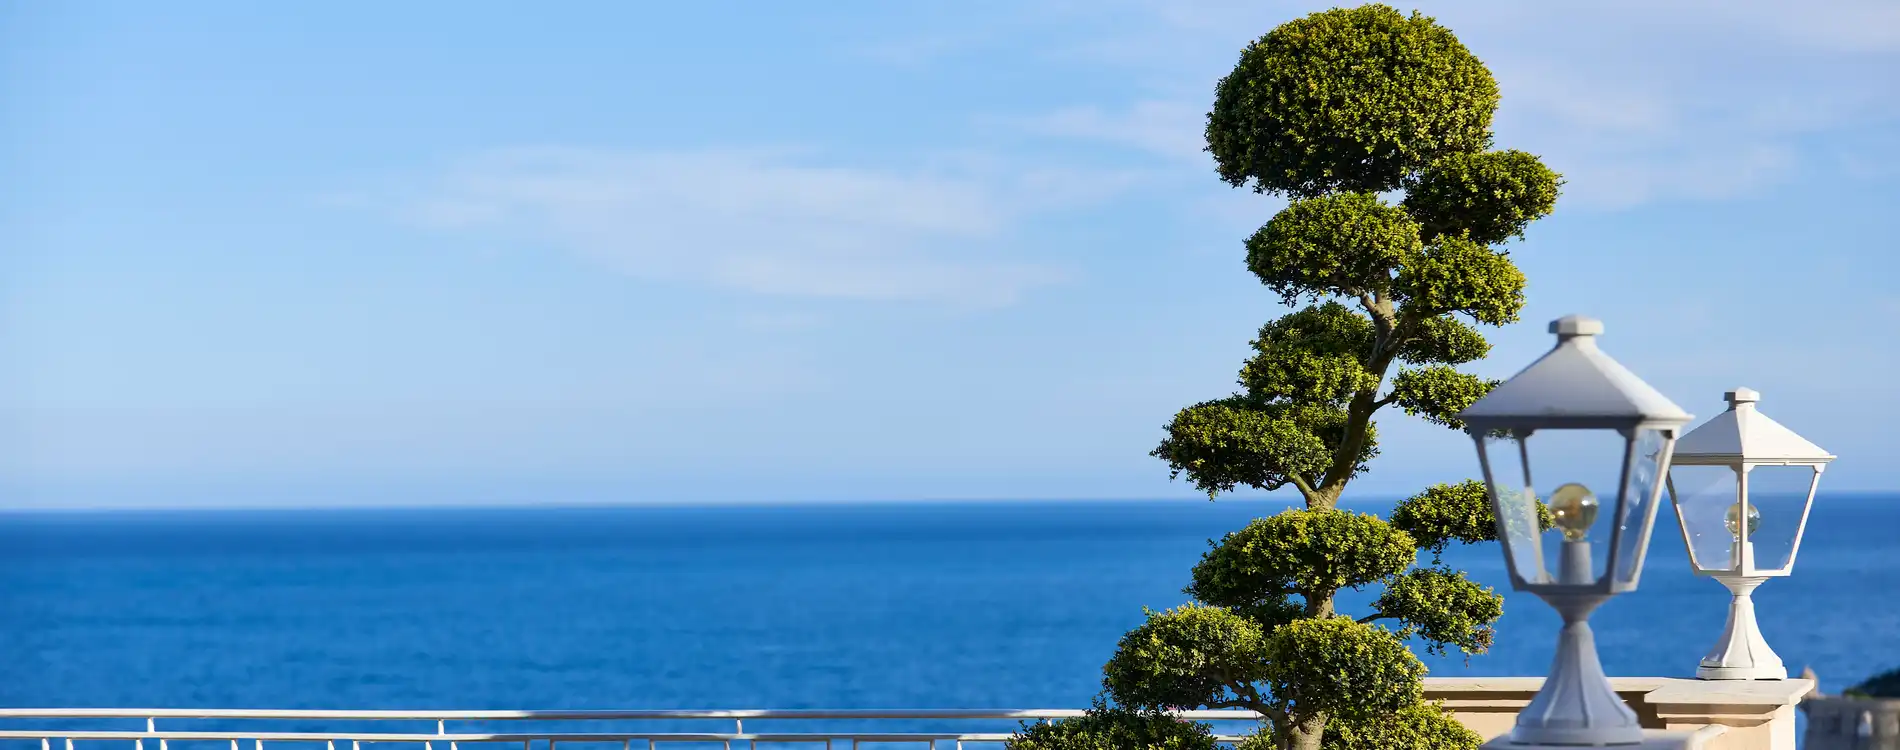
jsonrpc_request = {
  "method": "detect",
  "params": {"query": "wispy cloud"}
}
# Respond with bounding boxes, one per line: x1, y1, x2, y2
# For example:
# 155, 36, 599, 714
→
985, 0, 1900, 210
1016, 100, 1210, 163
381, 147, 1127, 307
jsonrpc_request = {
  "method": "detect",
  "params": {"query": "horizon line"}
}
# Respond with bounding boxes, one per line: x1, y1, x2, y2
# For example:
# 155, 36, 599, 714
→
2, 490, 1894, 515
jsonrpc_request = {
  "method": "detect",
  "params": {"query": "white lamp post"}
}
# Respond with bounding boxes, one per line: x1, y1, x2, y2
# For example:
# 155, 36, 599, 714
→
1459, 316, 1693, 747
1667, 387, 1833, 680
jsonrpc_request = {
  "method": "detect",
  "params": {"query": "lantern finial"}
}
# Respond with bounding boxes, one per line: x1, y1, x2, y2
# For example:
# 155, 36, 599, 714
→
1725, 387, 1760, 410
1549, 314, 1604, 340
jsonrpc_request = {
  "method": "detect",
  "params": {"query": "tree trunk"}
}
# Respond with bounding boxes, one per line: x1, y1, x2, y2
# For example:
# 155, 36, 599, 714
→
1286, 713, 1327, 750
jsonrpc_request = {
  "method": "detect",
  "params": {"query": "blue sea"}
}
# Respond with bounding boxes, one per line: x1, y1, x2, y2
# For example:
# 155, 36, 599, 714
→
1, 495, 1895, 735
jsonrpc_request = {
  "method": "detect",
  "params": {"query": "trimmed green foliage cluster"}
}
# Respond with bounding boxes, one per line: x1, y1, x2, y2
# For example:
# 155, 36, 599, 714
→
1239, 304, 1379, 403
1235, 702, 1480, 750
1846, 667, 1900, 699
1390, 480, 1554, 559
1154, 397, 1333, 497
1394, 235, 1526, 326
1023, 5, 1559, 750
1103, 605, 1268, 710
1207, 4, 1498, 198
1259, 617, 1424, 723
1398, 316, 1490, 366
1388, 366, 1499, 430
1246, 194, 1421, 306
1007, 701, 1220, 750
1371, 567, 1502, 657
1403, 150, 1561, 246
1325, 702, 1482, 750
1189, 510, 1415, 609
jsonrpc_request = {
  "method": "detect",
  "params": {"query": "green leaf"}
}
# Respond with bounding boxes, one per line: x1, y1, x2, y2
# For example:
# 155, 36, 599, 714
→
1388, 366, 1498, 430
1245, 193, 1421, 306
1371, 567, 1503, 658
1102, 605, 1269, 711
1402, 150, 1561, 246
1207, 5, 1499, 198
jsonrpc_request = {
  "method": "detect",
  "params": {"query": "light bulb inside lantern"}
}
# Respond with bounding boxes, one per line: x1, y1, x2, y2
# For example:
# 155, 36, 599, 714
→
1548, 483, 1597, 542
1724, 501, 1761, 540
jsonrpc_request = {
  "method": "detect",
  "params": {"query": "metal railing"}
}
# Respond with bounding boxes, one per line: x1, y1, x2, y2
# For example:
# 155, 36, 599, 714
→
0, 709, 1267, 750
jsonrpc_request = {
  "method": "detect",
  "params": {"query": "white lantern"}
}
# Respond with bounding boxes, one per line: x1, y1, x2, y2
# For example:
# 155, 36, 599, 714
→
1667, 388, 1833, 680
1460, 316, 1693, 747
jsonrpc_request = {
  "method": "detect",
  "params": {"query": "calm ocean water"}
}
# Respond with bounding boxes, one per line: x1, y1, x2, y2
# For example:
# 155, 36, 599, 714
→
1, 495, 1895, 735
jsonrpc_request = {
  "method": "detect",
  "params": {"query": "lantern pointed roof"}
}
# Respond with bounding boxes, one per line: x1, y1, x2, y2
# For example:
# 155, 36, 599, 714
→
1457, 316, 1692, 429
1672, 387, 1834, 464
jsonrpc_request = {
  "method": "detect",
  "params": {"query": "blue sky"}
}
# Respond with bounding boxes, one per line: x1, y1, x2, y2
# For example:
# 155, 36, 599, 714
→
3, 1, 1897, 508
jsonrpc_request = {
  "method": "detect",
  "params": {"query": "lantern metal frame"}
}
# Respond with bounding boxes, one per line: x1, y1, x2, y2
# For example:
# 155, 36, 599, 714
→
1666, 387, 1834, 681
1459, 316, 1693, 747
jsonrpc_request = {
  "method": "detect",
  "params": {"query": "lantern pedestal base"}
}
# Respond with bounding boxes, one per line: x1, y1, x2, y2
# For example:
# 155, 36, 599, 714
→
1484, 726, 1729, 750
1508, 590, 1646, 747
1696, 574, 1787, 681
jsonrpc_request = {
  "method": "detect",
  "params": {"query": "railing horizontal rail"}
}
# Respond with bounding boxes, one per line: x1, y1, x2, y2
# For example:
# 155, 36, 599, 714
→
0, 735, 1253, 745
0, 708, 1265, 747
0, 710, 1262, 721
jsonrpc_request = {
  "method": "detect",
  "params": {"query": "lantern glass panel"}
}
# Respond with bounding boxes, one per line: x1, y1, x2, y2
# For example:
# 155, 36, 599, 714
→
1669, 464, 1741, 573
1478, 431, 1545, 585
1611, 428, 1669, 587
1742, 464, 1819, 574
1520, 427, 1637, 585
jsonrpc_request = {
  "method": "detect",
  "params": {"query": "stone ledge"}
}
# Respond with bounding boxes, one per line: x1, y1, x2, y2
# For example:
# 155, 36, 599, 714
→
1425, 677, 1812, 750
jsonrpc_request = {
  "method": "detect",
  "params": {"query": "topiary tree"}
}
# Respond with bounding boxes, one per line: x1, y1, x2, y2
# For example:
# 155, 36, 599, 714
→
1014, 5, 1562, 750
1846, 667, 1900, 699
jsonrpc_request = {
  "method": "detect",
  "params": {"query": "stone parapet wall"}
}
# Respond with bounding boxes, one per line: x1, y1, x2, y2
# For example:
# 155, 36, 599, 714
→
1424, 677, 1812, 750
1800, 694, 1900, 749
